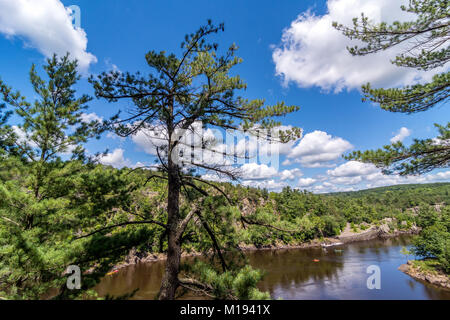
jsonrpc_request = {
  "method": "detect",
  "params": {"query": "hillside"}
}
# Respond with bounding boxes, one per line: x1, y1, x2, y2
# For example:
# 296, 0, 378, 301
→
328, 182, 450, 197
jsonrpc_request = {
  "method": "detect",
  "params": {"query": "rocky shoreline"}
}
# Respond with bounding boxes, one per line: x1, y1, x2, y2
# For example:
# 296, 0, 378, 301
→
112, 220, 420, 271
399, 261, 450, 291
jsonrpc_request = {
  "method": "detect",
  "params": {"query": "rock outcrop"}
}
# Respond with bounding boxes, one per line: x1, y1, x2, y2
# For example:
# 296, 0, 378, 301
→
338, 219, 420, 244
399, 261, 450, 290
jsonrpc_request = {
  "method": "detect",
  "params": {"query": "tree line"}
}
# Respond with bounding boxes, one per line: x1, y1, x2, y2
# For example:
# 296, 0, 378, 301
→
0, 0, 449, 299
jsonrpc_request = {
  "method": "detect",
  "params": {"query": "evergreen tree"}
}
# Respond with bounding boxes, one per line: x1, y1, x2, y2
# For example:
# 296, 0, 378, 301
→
334, 0, 449, 175
90, 21, 302, 300
0, 54, 131, 299
0, 103, 14, 155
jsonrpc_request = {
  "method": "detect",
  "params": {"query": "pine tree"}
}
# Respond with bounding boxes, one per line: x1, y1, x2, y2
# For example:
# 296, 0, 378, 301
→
0, 54, 130, 299
0, 103, 14, 155
90, 21, 302, 300
334, 0, 449, 174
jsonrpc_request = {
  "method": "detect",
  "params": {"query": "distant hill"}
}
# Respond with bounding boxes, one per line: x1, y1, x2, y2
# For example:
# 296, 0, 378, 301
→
323, 183, 450, 208
327, 182, 450, 197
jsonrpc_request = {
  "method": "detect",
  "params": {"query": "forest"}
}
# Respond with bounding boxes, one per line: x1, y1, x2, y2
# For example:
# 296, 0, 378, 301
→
0, 0, 449, 300
0, 146, 448, 299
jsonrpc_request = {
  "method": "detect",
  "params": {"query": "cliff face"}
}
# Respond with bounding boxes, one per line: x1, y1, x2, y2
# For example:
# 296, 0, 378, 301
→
337, 219, 420, 244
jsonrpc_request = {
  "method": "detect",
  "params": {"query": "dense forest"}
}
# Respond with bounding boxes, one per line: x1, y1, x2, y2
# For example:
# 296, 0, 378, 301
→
0, 151, 448, 299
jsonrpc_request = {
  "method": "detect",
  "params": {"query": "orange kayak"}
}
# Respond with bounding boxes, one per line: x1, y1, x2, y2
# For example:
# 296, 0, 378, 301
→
106, 270, 119, 276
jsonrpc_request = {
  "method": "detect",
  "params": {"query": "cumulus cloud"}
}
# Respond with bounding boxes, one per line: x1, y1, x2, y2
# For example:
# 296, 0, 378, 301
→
310, 183, 356, 193
390, 127, 411, 143
365, 170, 450, 188
131, 122, 231, 171
0, 0, 97, 71
431, 171, 450, 181
80, 112, 103, 123
327, 160, 378, 177
279, 168, 303, 181
242, 179, 288, 191
131, 124, 168, 156
318, 159, 450, 191
272, 0, 443, 92
329, 175, 363, 185
11, 125, 37, 148
287, 130, 353, 167
234, 125, 300, 157
297, 178, 317, 187
241, 163, 278, 180
98, 148, 131, 168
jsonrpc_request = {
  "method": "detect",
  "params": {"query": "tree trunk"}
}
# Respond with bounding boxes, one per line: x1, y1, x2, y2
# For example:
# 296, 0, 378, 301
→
158, 170, 181, 300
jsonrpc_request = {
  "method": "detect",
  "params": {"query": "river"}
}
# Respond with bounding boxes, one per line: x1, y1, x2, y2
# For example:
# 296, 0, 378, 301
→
96, 236, 450, 300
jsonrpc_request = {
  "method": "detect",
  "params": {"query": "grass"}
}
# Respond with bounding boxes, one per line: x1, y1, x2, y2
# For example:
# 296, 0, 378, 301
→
410, 259, 448, 277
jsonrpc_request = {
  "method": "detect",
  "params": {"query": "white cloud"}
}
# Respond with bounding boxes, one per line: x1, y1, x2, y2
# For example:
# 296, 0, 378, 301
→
241, 163, 278, 180
319, 159, 450, 191
365, 173, 424, 188
132, 122, 227, 166
242, 179, 288, 191
200, 173, 231, 183
234, 125, 300, 158
104, 58, 121, 73
132, 122, 301, 176
390, 127, 411, 143
98, 148, 131, 168
131, 124, 171, 156
80, 112, 103, 123
0, 0, 97, 71
327, 160, 378, 177
308, 182, 356, 194
298, 178, 317, 187
11, 125, 38, 148
279, 168, 303, 181
272, 0, 443, 92
330, 176, 363, 185
287, 130, 353, 167
430, 171, 450, 181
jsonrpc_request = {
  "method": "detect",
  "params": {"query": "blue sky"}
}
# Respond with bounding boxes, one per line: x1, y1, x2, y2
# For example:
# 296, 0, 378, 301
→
0, 0, 448, 192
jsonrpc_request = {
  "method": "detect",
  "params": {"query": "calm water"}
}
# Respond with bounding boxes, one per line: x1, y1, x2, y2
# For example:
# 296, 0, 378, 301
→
96, 236, 450, 300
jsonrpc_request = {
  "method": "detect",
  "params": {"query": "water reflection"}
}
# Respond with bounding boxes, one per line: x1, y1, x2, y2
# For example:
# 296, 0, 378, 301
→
96, 236, 450, 300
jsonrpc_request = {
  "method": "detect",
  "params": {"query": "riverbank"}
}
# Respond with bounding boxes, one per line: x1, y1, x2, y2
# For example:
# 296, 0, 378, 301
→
97, 235, 450, 300
399, 260, 450, 290
112, 219, 420, 271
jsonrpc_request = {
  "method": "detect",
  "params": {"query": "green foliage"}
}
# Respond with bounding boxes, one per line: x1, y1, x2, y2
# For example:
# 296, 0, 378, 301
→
417, 204, 440, 228
412, 205, 450, 272
181, 261, 270, 300
90, 20, 302, 148
0, 55, 136, 299
89, 21, 303, 300
413, 224, 448, 257
333, 0, 449, 113
440, 238, 450, 273
0, 103, 14, 155
346, 123, 450, 175
334, 0, 449, 175
0, 54, 101, 164
0, 18, 448, 300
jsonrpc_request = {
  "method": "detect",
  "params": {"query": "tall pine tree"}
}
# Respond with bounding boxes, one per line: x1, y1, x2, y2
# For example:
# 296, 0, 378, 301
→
90, 21, 302, 300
